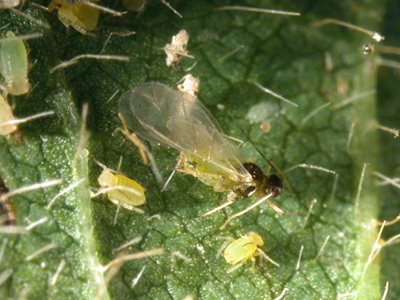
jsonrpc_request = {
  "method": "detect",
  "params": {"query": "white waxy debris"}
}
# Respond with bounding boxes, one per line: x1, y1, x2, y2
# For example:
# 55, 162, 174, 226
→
177, 74, 199, 97
163, 29, 193, 68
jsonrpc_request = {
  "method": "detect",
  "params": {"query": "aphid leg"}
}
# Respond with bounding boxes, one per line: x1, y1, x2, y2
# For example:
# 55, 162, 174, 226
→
162, 157, 183, 191
113, 204, 121, 225
199, 192, 236, 219
255, 248, 279, 266
226, 260, 245, 273
118, 113, 148, 164
221, 193, 283, 229
216, 237, 234, 258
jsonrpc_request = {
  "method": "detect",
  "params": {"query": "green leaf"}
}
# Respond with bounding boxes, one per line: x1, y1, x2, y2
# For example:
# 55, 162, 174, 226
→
0, 0, 395, 299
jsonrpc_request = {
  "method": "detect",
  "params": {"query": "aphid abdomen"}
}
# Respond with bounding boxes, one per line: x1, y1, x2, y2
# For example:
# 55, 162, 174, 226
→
223, 232, 263, 265
0, 94, 17, 135
0, 31, 30, 95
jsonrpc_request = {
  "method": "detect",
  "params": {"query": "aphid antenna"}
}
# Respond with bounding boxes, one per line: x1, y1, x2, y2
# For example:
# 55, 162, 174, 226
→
81, 1, 126, 17
302, 198, 317, 229
285, 163, 338, 199
101, 31, 136, 53
313, 235, 330, 262
312, 18, 384, 42
335, 92, 375, 111
354, 163, 369, 217
0, 269, 13, 287
273, 287, 289, 300
295, 245, 304, 271
51, 54, 130, 73
227, 111, 292, 192
249, 80, 298, 107
0, 110, 54, 129
160, 0, 182, 18
373, 213, 400, 226
10, 8, 51, 29
218, 44, 245, 64
220, 192, 283, 229
0, 32, 42, 43
300, 101, 331, 127
92, 186, 144, 199
131, 266, 146, 289
25, 242, 57, 261
215, 5, 301, 16
50, 258, 66, 286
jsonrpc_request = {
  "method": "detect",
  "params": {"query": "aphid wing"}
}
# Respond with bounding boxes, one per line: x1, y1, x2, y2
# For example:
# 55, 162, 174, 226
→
119, 82, 250, 182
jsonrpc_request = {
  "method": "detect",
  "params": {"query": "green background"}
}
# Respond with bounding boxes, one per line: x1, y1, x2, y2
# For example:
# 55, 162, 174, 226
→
0, 0, 399, 299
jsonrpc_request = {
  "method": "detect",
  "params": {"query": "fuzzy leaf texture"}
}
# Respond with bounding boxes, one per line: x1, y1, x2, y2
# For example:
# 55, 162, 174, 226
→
0, 0, 398, 299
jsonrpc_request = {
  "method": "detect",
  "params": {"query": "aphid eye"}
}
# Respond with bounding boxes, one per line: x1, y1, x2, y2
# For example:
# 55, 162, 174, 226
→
268, 174, 283, 197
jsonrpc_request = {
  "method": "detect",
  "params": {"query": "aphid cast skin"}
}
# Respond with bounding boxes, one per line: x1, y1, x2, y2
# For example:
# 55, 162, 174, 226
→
0, 31, 30, 95
222, 232, 279, 273
119, 82, 283, 222
163, 29, 191, 68
97, 168, 146, 211
48, 0, 100, 34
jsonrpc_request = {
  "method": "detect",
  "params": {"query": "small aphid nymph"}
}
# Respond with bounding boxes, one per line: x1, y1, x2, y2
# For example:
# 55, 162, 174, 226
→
163, 29, 192, 68
96, 165, 146, 212
0, 31, 30, 95
119, 82, 284, 225
48, 0, 100, 35
222, 232, 279, 273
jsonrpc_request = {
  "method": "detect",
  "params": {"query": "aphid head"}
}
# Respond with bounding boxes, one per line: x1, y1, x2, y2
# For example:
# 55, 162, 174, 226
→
267, 174, 283, 198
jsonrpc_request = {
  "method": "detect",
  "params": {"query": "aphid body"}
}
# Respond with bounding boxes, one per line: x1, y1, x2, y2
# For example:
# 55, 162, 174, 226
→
98, 168, 146, 210
0, 0, 19, 9
0, 31, 30, 95
0, 94, 16, 135
223, 232, 263, 265
119, 82, 283, 220
48, 0, 100, 34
